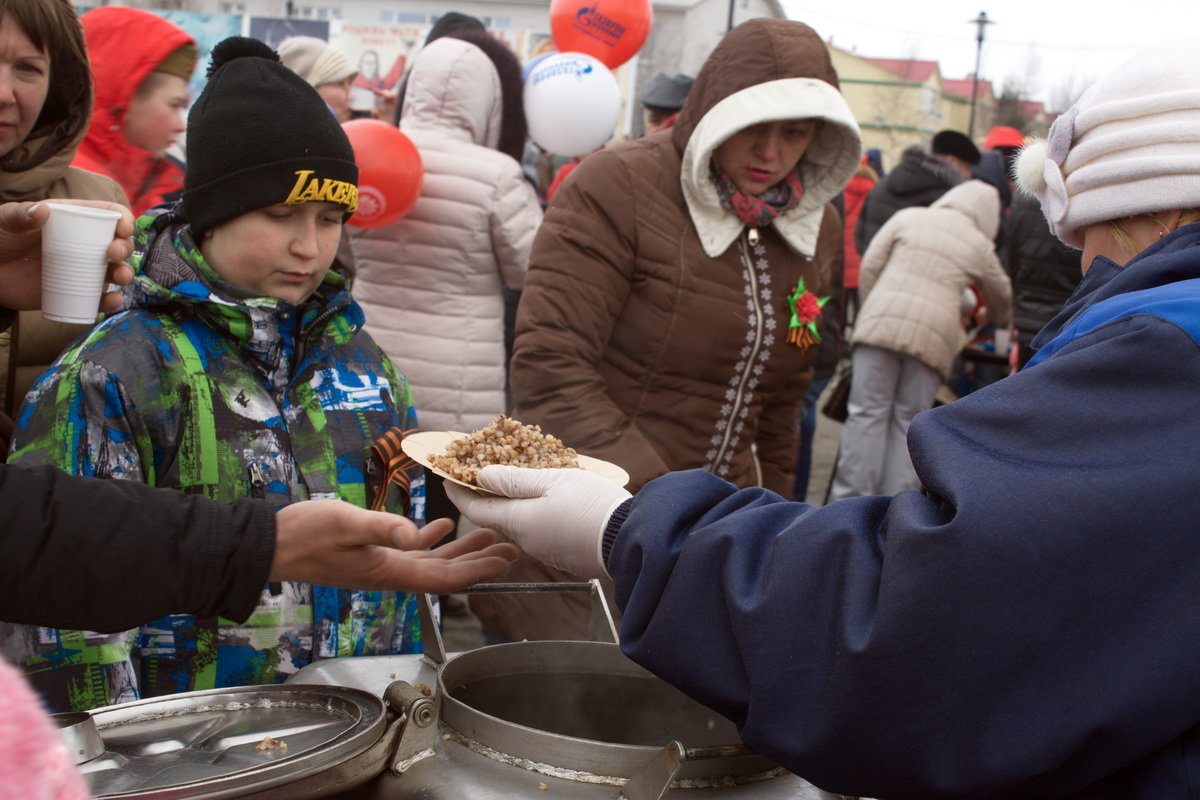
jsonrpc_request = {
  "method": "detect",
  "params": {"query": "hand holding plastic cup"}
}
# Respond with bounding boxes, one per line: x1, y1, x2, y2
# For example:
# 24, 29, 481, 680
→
41, 203, 124, 324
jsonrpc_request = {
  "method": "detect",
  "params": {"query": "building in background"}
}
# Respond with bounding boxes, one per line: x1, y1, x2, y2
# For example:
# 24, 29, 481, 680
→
941, 76, 995, 134
73, 2, 1045, 163
829, 49, 946, 168
829, 44, 1048, 168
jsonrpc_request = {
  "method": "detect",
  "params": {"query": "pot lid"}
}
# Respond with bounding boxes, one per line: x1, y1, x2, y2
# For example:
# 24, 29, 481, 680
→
75, 684, 386, 799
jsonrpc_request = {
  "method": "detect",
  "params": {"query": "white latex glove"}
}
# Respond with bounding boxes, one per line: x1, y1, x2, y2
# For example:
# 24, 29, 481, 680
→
443, 465, 632, 578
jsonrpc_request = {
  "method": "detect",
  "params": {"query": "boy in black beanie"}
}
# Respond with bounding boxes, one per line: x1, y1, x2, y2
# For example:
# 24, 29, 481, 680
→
183, 38, 359, 239
7, 38, 431, 710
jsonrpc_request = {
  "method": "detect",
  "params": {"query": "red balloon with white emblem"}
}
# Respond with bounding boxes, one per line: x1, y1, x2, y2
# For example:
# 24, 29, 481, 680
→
342, 119, 424, 229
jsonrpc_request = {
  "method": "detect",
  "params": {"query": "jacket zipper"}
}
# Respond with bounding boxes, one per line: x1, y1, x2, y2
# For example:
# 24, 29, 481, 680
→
711, 227, 765, 470
364, 455, 379, 511
248, 463, 283, 595
293, 304, 343, 371
247, 462, 267, 500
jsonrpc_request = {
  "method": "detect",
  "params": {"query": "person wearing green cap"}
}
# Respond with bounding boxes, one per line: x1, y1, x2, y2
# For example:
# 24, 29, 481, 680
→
73, 6, 197, 215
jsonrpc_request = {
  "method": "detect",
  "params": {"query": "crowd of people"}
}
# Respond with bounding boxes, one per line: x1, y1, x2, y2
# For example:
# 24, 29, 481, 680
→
4, 0, 1197, 797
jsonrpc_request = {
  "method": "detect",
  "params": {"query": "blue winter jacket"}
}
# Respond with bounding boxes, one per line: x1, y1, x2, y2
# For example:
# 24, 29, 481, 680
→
606, 221, 1200, 799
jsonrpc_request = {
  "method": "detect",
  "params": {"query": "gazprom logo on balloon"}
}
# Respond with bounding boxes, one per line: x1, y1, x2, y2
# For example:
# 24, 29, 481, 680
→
572, 5, 628, 46
530, 58, 595, 86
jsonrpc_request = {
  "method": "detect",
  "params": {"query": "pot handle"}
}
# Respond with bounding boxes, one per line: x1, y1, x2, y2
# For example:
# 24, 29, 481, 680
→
417, 592, 448, 666
463, 579, 619, 643
617, 740, 684, 800
383, 680, 440, 776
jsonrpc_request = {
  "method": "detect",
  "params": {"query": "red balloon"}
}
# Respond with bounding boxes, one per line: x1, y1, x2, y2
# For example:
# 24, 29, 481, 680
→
549, 0, 652, 70
342, 119, 424, 229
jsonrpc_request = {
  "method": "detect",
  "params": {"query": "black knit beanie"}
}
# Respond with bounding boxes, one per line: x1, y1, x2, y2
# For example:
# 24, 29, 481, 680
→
930, 129, 981, 166
183, 37, 359, 235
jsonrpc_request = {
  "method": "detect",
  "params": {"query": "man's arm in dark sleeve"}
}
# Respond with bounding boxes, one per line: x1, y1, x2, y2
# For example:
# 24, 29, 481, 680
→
0, 463, 274, 632
606, 313, 1200, 799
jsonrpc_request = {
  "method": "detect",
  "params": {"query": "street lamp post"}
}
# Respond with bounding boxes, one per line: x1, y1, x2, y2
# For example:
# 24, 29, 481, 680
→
967, 10, 994, 139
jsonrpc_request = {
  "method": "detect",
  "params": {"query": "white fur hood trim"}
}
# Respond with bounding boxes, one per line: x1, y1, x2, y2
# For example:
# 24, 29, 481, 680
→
680, 77, 861, 259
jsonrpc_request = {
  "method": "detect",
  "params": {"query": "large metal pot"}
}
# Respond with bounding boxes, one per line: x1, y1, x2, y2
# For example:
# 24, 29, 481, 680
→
306, 583, 824, 799
70, 585, 832, 800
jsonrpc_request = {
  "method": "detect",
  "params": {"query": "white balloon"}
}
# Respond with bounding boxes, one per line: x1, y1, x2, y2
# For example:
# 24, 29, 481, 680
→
524, 52, 620, 157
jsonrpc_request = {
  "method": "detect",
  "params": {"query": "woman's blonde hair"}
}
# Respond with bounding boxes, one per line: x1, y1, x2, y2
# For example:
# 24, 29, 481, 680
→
855, 162, 878, 182
1107, 209, 1200, 256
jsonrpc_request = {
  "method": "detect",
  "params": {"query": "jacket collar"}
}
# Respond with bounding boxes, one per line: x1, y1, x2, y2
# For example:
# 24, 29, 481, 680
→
0, 137, 78, 201
1031, 221, 1200, 352
125, 206, 359, 373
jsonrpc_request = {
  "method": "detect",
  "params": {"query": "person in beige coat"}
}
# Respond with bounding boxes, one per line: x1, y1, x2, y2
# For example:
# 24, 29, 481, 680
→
830, 179, 1011, 499
342, 34, 538, 436
340, 33, 539, 574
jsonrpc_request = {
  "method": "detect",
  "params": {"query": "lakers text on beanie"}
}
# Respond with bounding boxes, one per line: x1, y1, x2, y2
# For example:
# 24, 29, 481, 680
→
183, 37, 359, 236
1015, 39, 1200, 249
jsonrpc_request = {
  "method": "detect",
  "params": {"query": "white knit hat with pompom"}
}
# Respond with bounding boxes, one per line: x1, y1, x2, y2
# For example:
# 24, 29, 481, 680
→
1015, 39, 1200, 249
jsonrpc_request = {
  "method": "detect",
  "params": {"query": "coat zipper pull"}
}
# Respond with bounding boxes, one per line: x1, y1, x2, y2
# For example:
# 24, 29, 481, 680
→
748, 227, 760, 247
247, 463, 267, 499
247, 463, 282, 595
365, 456, 380, 511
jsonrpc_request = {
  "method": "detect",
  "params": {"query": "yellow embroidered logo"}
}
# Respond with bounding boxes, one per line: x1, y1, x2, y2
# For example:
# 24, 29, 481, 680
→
284, 169, 359, 213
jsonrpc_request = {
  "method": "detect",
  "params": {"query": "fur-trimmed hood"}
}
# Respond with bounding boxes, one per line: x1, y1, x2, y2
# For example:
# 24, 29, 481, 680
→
401, 35, 526, 163
670, 18, 861, 258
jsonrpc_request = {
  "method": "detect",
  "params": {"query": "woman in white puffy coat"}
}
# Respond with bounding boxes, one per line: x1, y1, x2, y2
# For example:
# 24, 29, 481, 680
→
830, 179, 1011, 499
342, 33, 541, 438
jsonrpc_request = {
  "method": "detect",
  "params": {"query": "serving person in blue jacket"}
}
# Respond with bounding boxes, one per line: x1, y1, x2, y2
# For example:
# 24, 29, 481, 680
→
448, 41, 1200, 800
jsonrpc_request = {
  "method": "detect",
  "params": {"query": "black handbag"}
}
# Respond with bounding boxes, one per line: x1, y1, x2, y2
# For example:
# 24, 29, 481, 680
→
821, 366, 852, 423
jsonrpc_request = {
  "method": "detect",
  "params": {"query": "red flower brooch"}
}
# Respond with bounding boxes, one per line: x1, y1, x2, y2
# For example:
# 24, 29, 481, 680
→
786, 278, 829, 350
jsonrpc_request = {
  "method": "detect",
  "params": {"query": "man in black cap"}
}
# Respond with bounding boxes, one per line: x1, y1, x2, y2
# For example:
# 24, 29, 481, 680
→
640, 72, 693, 135
855, 129, 980, 252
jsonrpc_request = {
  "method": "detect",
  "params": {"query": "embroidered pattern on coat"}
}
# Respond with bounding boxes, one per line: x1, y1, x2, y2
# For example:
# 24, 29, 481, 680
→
705, 240, 775, 476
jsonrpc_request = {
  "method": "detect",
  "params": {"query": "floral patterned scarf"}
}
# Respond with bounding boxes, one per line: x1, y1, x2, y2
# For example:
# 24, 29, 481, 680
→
711, 165, 805, 227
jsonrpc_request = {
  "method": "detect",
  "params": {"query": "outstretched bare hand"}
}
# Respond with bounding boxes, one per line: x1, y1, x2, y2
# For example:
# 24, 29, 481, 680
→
270, 501, 518, 593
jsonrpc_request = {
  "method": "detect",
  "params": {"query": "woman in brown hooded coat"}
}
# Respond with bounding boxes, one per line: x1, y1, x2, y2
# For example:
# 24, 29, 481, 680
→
475, 18, 862, 641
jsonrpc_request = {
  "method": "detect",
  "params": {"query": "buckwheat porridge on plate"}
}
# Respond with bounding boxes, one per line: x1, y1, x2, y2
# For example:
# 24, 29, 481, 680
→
430, 415, 580, 485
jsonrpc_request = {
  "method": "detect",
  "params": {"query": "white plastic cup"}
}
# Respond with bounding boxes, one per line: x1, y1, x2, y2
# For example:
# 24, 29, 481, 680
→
994, 328, 1012, 353
40, 203, 123, 324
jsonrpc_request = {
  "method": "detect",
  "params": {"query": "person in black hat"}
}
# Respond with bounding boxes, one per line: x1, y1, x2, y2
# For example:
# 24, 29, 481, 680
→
855, 129, 978, 252
930, 128, 980, 179
4, 37, 443, 711
640, 72, 694, 135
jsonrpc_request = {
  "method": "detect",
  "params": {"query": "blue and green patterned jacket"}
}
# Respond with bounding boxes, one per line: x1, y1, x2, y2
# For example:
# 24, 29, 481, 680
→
4, 206, 425, 712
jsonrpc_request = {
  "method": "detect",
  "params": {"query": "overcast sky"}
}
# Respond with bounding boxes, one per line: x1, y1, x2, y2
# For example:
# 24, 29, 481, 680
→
779, 0, 1198, 111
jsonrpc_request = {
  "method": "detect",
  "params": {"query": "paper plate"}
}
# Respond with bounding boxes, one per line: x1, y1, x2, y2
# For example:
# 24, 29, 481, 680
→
401, 430, 629, 493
